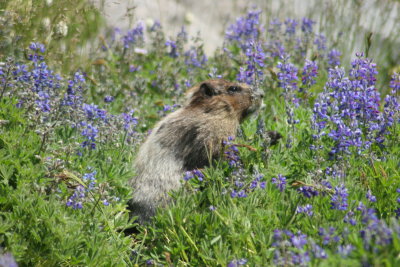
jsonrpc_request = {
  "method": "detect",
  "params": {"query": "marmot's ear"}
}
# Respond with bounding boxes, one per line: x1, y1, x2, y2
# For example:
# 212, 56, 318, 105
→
200, 82, 216, 97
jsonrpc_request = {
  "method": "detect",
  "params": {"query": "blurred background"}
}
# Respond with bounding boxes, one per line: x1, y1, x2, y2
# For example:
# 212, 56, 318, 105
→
1, 0, 399, 83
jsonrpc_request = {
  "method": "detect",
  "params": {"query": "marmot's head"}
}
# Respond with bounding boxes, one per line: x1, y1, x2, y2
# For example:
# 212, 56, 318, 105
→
185, 79, 264, 121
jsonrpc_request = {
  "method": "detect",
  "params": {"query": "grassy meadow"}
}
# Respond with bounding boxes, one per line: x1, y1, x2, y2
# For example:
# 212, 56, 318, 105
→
0, 0, 400, 266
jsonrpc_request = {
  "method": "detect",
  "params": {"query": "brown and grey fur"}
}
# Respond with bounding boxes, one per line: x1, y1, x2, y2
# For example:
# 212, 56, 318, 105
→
128, 79, 265, 223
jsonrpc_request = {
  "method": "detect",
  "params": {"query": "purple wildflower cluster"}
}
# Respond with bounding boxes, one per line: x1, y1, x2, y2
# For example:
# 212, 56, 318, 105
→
183, 169, 204, 182
312, 53, 397, 159
225, 9, 266, 86
327, 49, 342, 67
237, 42, 266, 85
330, 185, 348, 210
0, 251, 18, 267
277, 56, 299, 104
227, 258, 247, 267
66, 169, 119, 209
357, 202, 395, 252
225, 9, 262, 50
296, 204, 313, 216
184, 47, 208, 71
165, 40, 179, 58
272, 230, 311, 266
271, 174, 287, 192
382, 72, 400, 134
10, 43, 62, 116
230, 173, 266, 199
276, 55, 300, 147
208, 67, 222, 79
264, 17, 334, 65
318, 227, 340, 245
297, 186, 319, 198
221, 138, 268, 198
223, 137, 241, 168
122, 22, 144, 49
66, 170, 97, 209
301, 60, 318, 88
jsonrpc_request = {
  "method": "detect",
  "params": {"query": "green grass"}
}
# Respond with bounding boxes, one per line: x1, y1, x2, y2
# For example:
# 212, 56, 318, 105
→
1, 1, 400, 266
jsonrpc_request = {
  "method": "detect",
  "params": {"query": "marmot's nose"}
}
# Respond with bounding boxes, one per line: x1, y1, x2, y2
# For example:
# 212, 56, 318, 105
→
256, 89, 265, 98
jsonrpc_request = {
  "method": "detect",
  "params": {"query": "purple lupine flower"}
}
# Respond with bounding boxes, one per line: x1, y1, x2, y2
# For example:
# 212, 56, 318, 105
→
284, 18, 298, 36
80, 122, 98, 149
177, 26, 188, 42
104, 95, 114, 103
184, 47, 207, 70
224, 138, 241, 168
149, 20, 161, 32
277, 60, 299, 88
121, 110, 138, 135
225, 9, 262, 49
122, 22, 144, 48
337, 244, 354, 257
297, 186, 319, 198
227, 258, 247, 267
83, 103, 107, 121
128, 65, 140, 73
183, 171, 194, 181
296, 204, 313, 216
267, 40, 286, 58
82, 170, 97, 189
277, 56, 300, 149
237, 41, 265, 85
208, 67, 222, 79
66, 185, 85, 209
301, 60, 318, 87
272, 230, 311, 266
318, 227, 340, 245
390, 72, 400, 91
237, 190, 247, 198
311, 242, 327, 259
366, 190, 377, 202
0, 252, 18, 267
327, 49, 341, 67
360, 219, 393, 250
291, 251, 310, 265
312, 54, 384, 156
301, 18, 315, 34
272, 174, 286, 192
230, 190, 237, 198
165, 40, 179, 58
184, 79, 192, 88
380, 72, 400, 135
29, 42, 46, 53
193, 169, 204, 181
268, 18, 281, 34
344, 211, 357, 225
290, 232, 308, 249
314, 34, 327, 51
331, 185, 348, 210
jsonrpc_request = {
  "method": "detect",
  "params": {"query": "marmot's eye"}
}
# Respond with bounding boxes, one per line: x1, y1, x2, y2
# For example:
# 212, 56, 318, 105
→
228, 86, 241, 93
